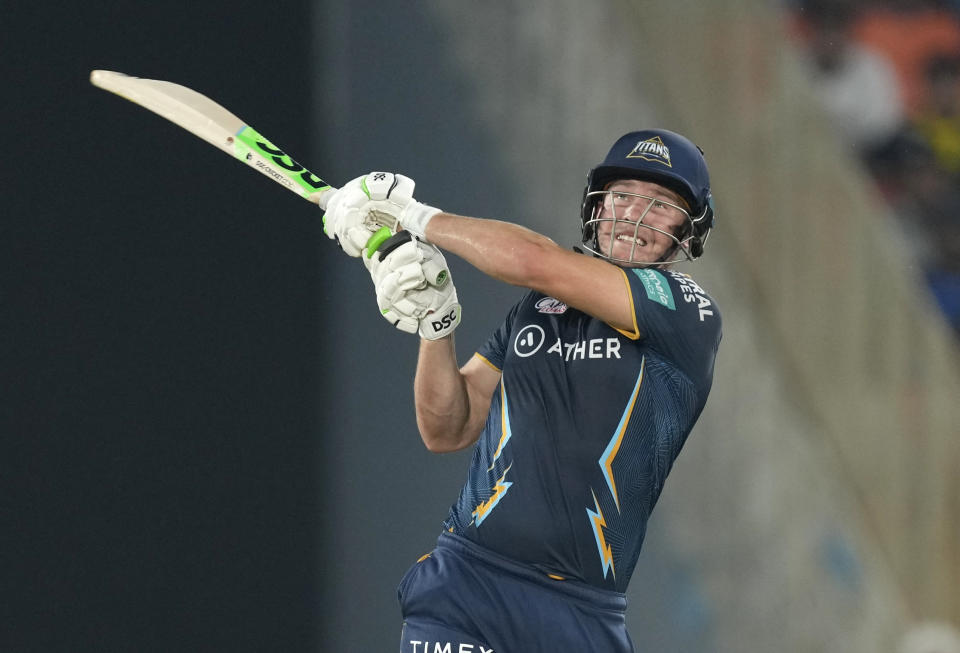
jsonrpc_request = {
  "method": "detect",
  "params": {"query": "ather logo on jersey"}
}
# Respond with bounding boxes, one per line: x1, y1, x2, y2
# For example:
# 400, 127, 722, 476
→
513, 325, 622, 361
514, 325, 546, 357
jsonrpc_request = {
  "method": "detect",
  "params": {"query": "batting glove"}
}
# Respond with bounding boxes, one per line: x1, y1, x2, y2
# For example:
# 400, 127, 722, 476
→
322, 172, 419, 257
367, 231, 461, 340
360, 172, 442, 240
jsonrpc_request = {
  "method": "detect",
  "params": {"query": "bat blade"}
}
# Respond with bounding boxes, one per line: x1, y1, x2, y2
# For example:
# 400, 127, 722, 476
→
89, 70, 334, 208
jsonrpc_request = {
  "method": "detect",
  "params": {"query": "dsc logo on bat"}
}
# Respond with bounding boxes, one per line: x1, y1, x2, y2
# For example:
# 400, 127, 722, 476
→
233, 126, 328, 195
250, 138, 327, 190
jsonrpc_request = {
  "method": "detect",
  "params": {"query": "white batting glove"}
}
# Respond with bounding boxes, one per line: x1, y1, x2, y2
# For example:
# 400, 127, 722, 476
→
361, 173, 442, 240
322, 172, 417, 257
367, 232, 461, 339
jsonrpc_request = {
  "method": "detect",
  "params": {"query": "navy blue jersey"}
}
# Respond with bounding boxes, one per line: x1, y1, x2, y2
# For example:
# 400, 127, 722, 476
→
443, 267, 721, 592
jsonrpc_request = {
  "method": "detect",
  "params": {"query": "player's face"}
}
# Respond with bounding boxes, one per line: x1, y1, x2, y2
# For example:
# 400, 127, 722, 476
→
593, 179, 690, 266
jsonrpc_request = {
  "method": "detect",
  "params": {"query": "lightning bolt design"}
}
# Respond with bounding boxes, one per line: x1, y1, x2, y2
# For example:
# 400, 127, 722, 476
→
488, 379, 513, 471
472, 463, 513, 527
599, 357, 645, 512
586, 488, 615, 579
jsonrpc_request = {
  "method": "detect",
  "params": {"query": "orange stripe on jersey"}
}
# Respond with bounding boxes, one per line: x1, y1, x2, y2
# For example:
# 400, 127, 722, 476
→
610, 267, 641, 340
471, 464, 514, 526
586, 488, 616, 580
474, 352, 501, 372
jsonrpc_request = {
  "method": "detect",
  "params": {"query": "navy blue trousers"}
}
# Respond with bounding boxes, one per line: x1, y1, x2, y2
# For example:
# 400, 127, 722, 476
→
397, 533, 633, 653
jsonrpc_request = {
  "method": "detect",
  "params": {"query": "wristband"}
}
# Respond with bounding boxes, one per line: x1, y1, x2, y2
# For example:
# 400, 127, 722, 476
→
399, 201, 442, 239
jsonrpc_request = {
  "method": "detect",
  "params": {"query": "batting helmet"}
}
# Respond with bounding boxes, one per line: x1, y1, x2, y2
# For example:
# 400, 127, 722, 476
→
580, 129, 715, 263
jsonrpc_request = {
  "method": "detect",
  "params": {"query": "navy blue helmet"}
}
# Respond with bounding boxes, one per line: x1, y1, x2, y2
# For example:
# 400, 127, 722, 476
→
580, 129, 715, 264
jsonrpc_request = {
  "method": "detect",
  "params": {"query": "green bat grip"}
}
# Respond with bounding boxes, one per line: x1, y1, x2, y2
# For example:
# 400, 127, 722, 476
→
364, 226, 394, 259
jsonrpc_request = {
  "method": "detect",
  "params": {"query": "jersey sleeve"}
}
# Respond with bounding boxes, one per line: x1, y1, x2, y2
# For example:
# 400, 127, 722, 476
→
475, 291, 530, 372
622, 268, 722, 379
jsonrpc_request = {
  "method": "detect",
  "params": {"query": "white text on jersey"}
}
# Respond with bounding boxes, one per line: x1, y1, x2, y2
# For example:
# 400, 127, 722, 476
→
668, 271, 714, 321
547, 337, 622, 361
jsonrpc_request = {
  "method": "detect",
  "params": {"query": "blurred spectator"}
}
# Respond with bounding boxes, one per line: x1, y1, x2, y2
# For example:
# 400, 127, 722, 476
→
853, 0, 960, 117
887, 133, 960, 333
793, 0, 907, 156
790, 0, 960, 335
913, 54, 960, 176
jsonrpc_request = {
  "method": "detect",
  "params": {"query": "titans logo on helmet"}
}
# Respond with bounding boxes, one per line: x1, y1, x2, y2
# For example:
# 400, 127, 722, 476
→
626, 136, 672, 167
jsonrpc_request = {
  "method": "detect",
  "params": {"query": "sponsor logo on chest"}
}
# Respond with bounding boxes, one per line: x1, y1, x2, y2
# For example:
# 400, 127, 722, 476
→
514, 324, 622, 361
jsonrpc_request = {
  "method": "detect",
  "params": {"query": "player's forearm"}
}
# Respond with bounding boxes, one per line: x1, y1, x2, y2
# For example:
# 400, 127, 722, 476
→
424, 213, 559, 289
414, 335, 474, 453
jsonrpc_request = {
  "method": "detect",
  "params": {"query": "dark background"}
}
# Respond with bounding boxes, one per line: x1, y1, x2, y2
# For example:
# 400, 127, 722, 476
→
4, 2, 523, 651
5, 4, 323, 651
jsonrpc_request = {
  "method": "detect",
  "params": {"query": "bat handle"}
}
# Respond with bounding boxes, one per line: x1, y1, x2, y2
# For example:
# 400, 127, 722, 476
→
312, 186, 337, 211
315, 188, 400, 259
364, 226, 394, 259
313, 188, 398, 233
369, 209, 399, 232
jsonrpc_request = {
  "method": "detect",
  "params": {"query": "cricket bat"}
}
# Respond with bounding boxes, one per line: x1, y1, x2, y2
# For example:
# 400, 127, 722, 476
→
90, 69, 337, 208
